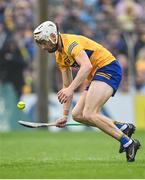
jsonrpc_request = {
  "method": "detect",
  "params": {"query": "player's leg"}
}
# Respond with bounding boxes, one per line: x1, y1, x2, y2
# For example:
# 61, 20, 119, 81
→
72, 82, 140, 161
90, 94, 136, 139
72, 86, 135, 140
83, 81, 124, 138
72, 91, 86, 122
72, 87, 135, 139
72, 91, 96, 127
73, 80, 126, 139
83, 80, 140, 161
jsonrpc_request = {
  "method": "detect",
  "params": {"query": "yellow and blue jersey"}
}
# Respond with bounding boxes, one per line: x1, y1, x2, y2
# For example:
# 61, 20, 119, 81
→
55, 34, 116, 81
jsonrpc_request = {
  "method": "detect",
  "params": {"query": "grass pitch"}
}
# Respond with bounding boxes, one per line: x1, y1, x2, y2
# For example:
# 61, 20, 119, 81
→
0, 130, 145, 179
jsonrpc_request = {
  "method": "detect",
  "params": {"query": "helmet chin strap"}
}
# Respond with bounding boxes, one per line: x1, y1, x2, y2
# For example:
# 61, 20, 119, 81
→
47, 43, 58, 53
48, 37, 59, 53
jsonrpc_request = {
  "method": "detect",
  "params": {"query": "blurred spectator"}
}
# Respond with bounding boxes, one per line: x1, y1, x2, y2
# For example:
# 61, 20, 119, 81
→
103, 29, 127, 56
0, 0, 7, 22
0, 0, 35, 97
117, 54, 129, 92
134, 29, 145, 58
135, 47, 145, 92
0, 37, 27, 98
115, 0, 144, 32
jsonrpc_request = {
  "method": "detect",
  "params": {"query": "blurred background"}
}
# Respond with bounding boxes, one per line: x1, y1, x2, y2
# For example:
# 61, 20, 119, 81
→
0, 0, 145, 131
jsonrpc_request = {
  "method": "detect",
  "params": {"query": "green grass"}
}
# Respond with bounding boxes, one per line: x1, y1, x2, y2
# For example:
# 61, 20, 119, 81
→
0, 130, 145, 179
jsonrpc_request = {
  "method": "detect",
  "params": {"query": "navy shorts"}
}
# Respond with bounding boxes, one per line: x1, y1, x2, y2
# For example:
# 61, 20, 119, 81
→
86, 60, 122, 96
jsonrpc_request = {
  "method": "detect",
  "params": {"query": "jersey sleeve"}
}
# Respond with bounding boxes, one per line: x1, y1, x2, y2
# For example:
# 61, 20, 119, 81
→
67, 40, 84, 58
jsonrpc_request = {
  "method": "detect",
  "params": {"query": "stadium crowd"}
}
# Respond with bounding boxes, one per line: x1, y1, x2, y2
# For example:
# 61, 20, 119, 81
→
0, 0, 145, 97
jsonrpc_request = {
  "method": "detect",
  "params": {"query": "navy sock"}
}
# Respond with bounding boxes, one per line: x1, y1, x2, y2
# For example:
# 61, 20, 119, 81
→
114, 122, 128, 131
120, 135, 132, 148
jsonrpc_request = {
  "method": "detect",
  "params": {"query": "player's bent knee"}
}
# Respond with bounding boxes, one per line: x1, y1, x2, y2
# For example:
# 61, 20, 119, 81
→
83, 110, 100, 122
72, 109, 82, 121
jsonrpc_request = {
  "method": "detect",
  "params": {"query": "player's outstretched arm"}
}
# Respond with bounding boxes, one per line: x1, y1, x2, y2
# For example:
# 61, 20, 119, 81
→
56, 68, 73, 127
